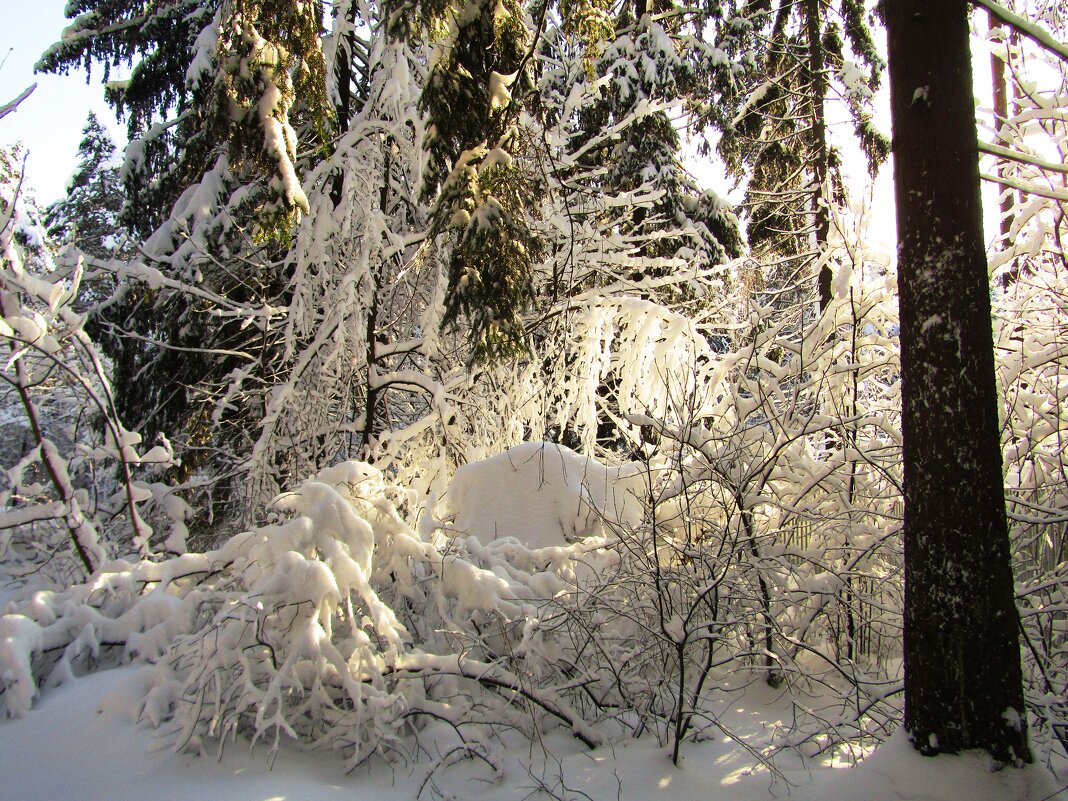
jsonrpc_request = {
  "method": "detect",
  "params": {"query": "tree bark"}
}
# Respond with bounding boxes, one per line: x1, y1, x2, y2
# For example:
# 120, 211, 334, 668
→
803, 0, 832, 311
884, 0, 1031, 764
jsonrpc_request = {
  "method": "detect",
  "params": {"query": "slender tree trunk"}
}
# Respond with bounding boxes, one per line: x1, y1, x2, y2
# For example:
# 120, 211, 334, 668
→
360, 151, 392, 458
885, 0, 1030, 764
329, 5, 357, 209
989, 11, 1022, 285
803, 0, 832, 310
990, 11, 1013, 232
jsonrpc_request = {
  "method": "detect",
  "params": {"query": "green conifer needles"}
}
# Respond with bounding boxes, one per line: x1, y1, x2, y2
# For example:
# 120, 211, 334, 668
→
418, 0, 538, 361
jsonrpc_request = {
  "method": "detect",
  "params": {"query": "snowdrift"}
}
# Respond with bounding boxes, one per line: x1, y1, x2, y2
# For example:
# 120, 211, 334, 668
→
443, 442, 647, 548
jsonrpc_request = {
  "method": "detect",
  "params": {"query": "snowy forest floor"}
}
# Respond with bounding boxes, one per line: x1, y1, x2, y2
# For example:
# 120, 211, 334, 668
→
2, 666, 1064, 801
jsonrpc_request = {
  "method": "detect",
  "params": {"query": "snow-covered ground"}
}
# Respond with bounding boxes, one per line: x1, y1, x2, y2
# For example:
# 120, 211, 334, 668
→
1, 666, 1062, 801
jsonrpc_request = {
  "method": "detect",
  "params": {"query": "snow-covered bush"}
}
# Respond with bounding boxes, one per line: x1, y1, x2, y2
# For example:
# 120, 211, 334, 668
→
443, 441, 647, 548
0, 199, 912, 769
521, 251, 907, 763
0, 458, 609, 764
3, 215, 1065, 772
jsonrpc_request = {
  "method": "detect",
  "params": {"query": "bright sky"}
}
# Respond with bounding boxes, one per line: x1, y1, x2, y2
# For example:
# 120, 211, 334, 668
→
0, 0, 125, 205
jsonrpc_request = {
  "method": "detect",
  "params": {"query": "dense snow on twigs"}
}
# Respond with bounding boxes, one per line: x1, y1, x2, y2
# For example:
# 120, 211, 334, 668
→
0, 442, 1063, 800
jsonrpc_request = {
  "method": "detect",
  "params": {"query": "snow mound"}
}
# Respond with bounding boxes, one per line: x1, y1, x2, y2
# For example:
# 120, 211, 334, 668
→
444, 442, 647, 549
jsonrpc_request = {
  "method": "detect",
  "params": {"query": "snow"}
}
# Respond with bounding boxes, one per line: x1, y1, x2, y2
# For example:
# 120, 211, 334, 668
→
0, 666, 1060, 801
443, 442, 646, 549
0, 668, 403, 801
839, 59, 875, 103
731, 79, 773, 126
257, 75, 310, 214
185, 15, 221, 92
488, 70, 515, 110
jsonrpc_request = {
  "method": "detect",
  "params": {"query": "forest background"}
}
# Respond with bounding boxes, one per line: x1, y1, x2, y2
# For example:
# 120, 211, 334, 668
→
1, 0, 1067, 796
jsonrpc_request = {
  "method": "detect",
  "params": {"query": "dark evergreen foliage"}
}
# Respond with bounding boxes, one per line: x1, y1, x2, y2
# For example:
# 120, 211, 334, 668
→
37, 0, 334, 535
705, 0, 888, 305
34, 0, 740, 521
37, 0, 219, 238
44, 112, 137, 380
414, 0, 541, 360
571, 15, 744, 270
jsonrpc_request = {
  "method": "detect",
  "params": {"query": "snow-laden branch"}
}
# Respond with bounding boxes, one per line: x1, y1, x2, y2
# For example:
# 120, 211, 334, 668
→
972, 0, 1068, 64
0, 84, 35, 121
392, 653, 603, 748
0, 460, 613, 761
979, 141, 1068, 176
980, 171, 1068, 203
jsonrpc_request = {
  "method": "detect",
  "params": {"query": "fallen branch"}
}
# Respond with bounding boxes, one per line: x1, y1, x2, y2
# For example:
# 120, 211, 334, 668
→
393, 653, 603, 749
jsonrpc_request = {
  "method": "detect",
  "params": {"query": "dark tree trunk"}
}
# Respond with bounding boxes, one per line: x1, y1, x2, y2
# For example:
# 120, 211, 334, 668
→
885, 0, 1031, 764
329, 4, 358, 209
803, 0, 832, 311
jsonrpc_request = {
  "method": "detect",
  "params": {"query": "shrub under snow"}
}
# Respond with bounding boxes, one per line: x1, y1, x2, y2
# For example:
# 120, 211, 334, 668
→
1, 457, 613, 767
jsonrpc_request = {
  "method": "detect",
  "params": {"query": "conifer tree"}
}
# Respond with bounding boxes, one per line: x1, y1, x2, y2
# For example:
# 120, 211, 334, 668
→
407, 0, 542, 361
44, 113, 136, 368
32, 0, 749, 528
38, 0, 217, 239
38, 0, 334, 531
407, 0, 744, 360
45, 113, 126, 262
38, 0, 331, 240
707, 0, 888, 310
564, 11, 744, 273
